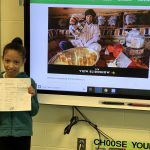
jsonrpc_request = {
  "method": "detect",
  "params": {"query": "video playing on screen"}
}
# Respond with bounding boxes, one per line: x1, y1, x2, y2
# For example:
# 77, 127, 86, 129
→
26, 0, 150, 100
48, 7, 150, 78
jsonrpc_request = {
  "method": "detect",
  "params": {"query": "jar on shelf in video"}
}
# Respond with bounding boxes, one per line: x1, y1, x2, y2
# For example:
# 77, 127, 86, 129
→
125, 28, 145, 59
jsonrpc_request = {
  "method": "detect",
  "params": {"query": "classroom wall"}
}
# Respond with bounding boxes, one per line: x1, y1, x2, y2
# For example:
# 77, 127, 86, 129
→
0, 0, 150, 150
0, 0, 24, 70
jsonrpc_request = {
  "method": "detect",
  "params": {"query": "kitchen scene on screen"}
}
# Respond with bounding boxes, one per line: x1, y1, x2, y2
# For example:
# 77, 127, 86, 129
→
48, 7, 150, 69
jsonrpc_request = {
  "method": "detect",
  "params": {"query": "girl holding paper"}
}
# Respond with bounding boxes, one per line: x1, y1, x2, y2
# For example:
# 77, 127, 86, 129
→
0, 37, 39, 150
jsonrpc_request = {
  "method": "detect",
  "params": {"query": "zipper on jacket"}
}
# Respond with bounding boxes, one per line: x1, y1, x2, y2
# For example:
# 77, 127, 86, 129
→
11, 112, 13, 136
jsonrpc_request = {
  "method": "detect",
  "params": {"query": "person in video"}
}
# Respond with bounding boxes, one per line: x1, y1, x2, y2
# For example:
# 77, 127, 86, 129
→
59, 9, 101, 54
0, 37, 39, 150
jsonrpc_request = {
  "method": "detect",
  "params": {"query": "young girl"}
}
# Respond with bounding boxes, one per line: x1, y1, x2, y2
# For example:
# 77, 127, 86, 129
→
0, 37, 39, 150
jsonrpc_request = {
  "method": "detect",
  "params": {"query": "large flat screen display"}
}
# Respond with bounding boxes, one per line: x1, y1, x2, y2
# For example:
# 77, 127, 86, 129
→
24, 0, 150, 110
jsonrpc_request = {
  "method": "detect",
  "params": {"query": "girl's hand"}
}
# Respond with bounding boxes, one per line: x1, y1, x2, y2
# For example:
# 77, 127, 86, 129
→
28, 86, 35, 96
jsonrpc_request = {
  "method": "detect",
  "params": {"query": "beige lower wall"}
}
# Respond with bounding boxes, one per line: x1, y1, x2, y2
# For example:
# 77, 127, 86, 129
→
31, 104, 150, 150
0, 0, 150, 150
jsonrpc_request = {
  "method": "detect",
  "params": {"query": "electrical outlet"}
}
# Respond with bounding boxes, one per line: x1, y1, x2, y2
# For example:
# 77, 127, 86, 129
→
77, 138, 86, 150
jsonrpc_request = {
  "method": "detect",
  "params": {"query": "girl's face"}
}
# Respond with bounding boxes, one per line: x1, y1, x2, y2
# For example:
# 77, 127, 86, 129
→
86, 15, 93, 24
2, 49, 25, 78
